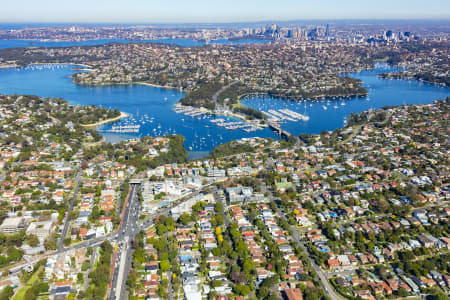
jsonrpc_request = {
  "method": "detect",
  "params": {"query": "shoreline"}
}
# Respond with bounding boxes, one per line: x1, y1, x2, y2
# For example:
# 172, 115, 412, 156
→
73, 80, 180, 91
135, 82, 179, 90
174, 102, 267, 127
0, 62, 93, 70
81, 111, 128, 128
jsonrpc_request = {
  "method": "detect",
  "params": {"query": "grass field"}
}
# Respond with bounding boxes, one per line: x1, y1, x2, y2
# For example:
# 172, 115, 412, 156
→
13, 266, 43, 300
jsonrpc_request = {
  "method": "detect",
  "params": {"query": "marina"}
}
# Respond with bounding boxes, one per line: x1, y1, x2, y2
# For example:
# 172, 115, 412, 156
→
173, 104, 212, 118
210, 118, 263, 132
263, 108, 310, 123
102, 124, 141, 133
0, 63, 448, 154
173, 103, 264, 133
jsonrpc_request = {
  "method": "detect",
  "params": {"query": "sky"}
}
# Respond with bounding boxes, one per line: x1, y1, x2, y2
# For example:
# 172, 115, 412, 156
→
1, 0, 449, 23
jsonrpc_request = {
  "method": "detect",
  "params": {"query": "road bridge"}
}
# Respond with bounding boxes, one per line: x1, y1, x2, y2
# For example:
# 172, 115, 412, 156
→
268, 121, 301, 145
129, 178, 143, 185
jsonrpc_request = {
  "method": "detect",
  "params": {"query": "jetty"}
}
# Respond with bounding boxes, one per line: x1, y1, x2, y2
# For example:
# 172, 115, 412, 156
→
102, 124, 140, 133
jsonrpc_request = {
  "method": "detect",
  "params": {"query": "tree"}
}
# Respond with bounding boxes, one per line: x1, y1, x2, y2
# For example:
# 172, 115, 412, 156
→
217, 234, 223, 243
27, 234, 39, 247
127, 269, 138, 289
257, 287, 269, 299
214, 202, 224, 213
215, 214, 225, 226
243, 259, 255, 275
212, 280, 222, 288
212, 247, 221, 256
268, 293, 281, 300
215, 227, 222, 235
156, 224, 168, 236
77, 273, 84, 284
63, 237, 71, 246
0, 285, 13, 300
179, 213, 191, 225
398, 287, 408, 297
234, 284, 251, 296
160, 260, 170, 272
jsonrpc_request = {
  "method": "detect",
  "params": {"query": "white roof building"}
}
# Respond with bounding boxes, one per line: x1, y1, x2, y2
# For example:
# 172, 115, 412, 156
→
26, 220, 53, 240
0, 217, 23, 234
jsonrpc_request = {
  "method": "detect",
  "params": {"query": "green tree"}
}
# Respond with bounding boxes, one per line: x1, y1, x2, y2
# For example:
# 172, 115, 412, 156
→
0, 285, 13, 300
179, 213, 191, 225
160, 260, 170, 272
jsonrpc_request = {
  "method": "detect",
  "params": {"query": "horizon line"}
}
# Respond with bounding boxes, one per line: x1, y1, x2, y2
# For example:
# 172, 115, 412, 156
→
1, 17, 450, 26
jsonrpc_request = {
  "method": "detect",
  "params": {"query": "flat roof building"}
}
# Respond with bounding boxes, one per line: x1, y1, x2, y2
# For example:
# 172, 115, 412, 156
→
0, 217, 23, 234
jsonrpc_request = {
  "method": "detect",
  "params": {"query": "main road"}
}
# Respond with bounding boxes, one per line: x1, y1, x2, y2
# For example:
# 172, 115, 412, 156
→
109, 183, 141, 300
109, 181, 220, 299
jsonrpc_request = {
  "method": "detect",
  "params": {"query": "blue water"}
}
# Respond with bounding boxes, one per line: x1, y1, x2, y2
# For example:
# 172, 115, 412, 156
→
0, 63, 448, 156
0, 38, 270, 49
242, 64, 449, 135
0, 64, 277, 153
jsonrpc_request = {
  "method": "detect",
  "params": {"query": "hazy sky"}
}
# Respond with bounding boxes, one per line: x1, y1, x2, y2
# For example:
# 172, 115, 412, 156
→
1, 0, 449, 23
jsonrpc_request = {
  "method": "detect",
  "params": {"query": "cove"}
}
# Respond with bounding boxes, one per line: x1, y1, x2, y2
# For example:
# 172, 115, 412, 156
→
0, 64, 278, 155
0, 63, 448, 157
241, 64, 449, 136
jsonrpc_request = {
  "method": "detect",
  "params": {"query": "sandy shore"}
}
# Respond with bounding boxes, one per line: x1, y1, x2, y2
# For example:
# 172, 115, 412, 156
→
0, 64, 18, 69
81, 111, 128, 128
135, 82, 178, 90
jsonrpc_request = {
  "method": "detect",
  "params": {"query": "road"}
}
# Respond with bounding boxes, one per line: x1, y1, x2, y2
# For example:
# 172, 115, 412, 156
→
289, 227, 344, 300
213, 81, 239, 111
272, 199, 344, 300
212, 186, 229, 227
109, 183, 141, 300
58, 170, 82, 251
83, 245, 99, 290
10, 181, 220, 297
337, 111, 392, 146
167, 270, 174, 300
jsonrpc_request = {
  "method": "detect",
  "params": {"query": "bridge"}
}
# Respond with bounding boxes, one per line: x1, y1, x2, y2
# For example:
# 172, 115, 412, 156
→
129, 178, 143, 185
268, 121, 302, 145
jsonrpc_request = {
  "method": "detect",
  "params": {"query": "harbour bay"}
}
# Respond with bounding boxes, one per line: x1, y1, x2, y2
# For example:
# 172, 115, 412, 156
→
0, 63, 448, 158
241, 64, 450, 136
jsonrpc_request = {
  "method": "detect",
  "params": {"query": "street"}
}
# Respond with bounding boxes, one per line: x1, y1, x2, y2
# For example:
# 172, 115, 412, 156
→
57, 170, 82, 251
109, 183, 141, 300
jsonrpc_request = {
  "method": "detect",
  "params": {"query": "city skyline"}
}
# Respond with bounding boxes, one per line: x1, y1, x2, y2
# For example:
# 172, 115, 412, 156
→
1, 0, 450, 23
